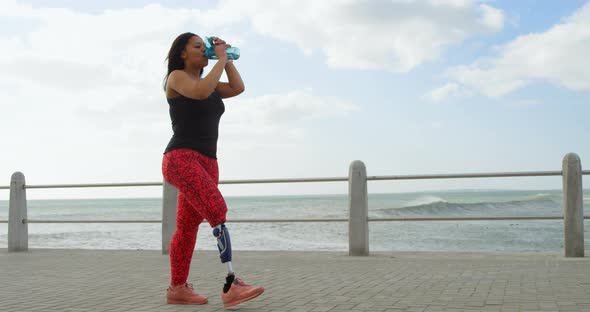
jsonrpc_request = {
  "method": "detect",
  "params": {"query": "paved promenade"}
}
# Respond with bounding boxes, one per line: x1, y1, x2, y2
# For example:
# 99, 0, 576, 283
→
1, 249, 589, 312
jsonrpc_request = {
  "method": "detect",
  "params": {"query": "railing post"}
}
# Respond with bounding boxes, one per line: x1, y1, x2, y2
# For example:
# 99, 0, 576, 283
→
349, 160, 369, 256
162, 180, 178, 255
8, 172, 28, 252
562, 153, 584, 257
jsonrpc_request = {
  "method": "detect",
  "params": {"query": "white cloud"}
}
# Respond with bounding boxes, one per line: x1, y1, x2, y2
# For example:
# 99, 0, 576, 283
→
0, 2, 359, 195
0, 3, 191, 125
0, 2, 245, 140
0, 6, 354, 126
230, 89, 358, 122
2, 59, 114, 90
479, 4, 505, 31
448, 2, 590, 97
424, 83, 461, 102
0, 0, 506, 99
220, 89, 358, 149
510, 99, 543, 107
0, 0, 32, 16
207, 0, 504, 72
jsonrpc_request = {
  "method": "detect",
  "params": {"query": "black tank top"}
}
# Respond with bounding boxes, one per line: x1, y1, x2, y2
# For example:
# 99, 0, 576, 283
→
164, 91, 225, 159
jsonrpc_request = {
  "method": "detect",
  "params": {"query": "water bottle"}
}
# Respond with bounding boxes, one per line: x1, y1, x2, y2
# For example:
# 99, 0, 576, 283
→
205, 36, 240, 60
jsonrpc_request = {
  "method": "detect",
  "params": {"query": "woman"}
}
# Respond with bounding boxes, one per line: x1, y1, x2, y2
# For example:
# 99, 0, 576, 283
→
161, 32, 264, 308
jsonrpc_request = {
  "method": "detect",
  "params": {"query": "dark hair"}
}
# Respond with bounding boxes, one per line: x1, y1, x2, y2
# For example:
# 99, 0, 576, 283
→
163, 32, 204, 91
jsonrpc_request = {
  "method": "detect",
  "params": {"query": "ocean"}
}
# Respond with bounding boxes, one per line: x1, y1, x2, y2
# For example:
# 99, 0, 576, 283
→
1, 190, 588, 252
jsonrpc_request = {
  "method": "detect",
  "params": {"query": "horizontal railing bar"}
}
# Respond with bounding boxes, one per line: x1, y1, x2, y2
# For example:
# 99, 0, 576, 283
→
19, 178, 349, 189
368, 171, 565, 180
1, 170, 589, 190
20, 218, 349, 224
227, 218, 348, 222
221, 177, 348, 184
369, 216, 590, 221
5, 216, 588, 224
23, 220, 161, 223
23, 182, 163, 189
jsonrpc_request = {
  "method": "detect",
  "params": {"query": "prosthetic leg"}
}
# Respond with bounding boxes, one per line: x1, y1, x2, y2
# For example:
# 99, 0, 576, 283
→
214, 223, 265, 307
213, 224, 235, 292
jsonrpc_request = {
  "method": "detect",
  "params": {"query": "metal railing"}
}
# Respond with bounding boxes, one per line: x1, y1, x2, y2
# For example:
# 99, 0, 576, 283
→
3, 153, 588, 257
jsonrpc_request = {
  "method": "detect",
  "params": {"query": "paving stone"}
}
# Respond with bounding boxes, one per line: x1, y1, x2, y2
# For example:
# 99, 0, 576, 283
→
0, 249, 589, 312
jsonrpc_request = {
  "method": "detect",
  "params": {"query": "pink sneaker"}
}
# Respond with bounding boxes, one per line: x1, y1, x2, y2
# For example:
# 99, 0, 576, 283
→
166, 283, 208, 305
221, 277, 264, 308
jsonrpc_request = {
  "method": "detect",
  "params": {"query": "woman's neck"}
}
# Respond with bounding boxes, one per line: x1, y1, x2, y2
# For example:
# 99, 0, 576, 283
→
184, 64, 202, 79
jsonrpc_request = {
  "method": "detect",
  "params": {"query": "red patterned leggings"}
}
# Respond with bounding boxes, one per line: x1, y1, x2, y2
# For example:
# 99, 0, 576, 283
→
162, 148, 228, 286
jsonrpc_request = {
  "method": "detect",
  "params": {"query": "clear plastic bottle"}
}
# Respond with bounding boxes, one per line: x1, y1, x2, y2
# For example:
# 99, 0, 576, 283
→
205, 36, 240, 60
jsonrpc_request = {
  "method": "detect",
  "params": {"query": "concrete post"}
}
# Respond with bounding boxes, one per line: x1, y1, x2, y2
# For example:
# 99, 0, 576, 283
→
8, 172, 28, 252
562, 153, 584, 257
349, 160, 369, 256
162, 180, 178, 255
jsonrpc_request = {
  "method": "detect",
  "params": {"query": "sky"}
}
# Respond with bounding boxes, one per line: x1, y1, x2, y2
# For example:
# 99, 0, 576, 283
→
0, 0, 589, 199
